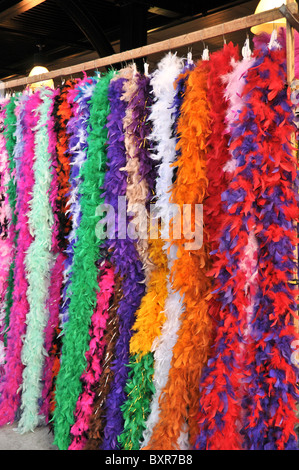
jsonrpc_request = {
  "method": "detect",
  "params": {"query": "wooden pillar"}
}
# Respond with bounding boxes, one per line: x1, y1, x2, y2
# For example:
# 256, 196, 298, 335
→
286, 0, 295, 85
285, 0, 299, 330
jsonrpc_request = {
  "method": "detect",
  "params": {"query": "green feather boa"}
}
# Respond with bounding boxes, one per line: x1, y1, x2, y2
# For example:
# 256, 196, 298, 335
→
53, 71, 114, 450
3, 96, 18, 226
119, 352, 155, 449
3, 96, 18, 343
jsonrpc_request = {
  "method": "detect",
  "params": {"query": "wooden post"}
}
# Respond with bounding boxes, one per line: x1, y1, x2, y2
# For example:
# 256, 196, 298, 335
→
286, 0, 295, 85
285, 0, 299, 330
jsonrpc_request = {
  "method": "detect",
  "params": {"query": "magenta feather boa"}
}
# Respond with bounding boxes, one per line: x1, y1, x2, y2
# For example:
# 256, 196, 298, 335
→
68, 261, 115, 450
0, 101, 14, 374
0, 91, 41, 425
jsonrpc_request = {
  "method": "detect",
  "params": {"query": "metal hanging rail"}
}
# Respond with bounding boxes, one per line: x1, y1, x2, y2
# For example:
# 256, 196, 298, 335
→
0, 1, 298, 90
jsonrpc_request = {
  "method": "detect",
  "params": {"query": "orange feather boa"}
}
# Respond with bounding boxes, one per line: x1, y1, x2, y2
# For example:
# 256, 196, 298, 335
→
144, 61, 212, 450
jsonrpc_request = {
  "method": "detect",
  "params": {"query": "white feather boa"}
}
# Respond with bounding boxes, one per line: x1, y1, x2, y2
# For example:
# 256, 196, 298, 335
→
141, 53, 189, 449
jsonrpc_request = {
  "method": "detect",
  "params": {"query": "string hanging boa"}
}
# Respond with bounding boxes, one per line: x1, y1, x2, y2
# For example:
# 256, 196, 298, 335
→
119, 53, 184, 450
53, 71, 114, 450
0, 92, 41, 426
221, 51, 259, 419
64, 74, 116, 449
40, 88, 61, 424
122, 68, 154, 284
142, 59, 193, 449
84, 273, 122, 450
194, 45, 254, 451
2, 96, 19, 350
195, 40, 299, 450
144, 60, 212, 450
69, 261, 115, 450
53, 81, 75, 254
44, 81, 76, 424
84, 69, 136, 450
204, 42, 240, 328
51, 78, 97, 437
239, 41, 299, 450
60, 75, 97, 328
0, 100, 14, 372
119, 235, 169, 450
98, 67, 147, 450
18, 87, 55, 433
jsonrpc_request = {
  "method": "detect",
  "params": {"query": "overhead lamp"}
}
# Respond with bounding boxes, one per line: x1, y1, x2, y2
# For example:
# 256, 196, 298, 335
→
28, 44, 54, 91
251, 0, 287, 35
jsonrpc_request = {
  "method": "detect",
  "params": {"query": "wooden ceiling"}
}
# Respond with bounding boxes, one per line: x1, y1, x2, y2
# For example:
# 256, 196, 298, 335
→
0, 0, 260, 82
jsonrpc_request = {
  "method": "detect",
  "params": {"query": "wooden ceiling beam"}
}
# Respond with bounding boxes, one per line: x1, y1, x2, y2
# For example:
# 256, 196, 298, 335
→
0, 0, 46, 23
54, 0, 115, 57
0, 23, 93, 50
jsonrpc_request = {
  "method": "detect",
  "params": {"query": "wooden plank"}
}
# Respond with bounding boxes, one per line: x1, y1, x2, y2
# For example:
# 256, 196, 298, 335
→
1, 2, 298, 89
0, 0, 46, 23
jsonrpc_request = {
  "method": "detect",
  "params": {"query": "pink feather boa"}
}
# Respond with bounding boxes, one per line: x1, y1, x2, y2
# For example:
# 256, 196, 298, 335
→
68, 261, 115, 450
0, 92, 41, 425
0, 101, 14, 373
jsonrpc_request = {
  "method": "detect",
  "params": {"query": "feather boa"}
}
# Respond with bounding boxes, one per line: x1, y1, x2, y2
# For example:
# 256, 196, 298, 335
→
142, 59, 192, 449
119, 236, 169, 450
0, 100, 14, 371
119, 53, 184, 450
53, 71, 114, 450
43, 81, 76, 424
195, 41, 299, 450
53, 81, 75, 253
40, 88, 61, 423
1, 96, 19, 351
194, 45, 255, 451
98, 68, 146, 450
205, 41, 240, 321
0, 92, 41, 425
144, 61, 212, 450
222, 53, 259, 414
239, 42, 299, 450
60, 75, 97, 328
122, 70, 154, 284
83, 70, 133, 450
18, 87, 55, 433
69, 261, 115, 450
84, 273, 122, 450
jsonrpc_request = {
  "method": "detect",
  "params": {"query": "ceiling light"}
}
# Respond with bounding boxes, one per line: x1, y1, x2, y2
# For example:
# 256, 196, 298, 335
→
251, 0, 286, 35
28, 45, 54, 91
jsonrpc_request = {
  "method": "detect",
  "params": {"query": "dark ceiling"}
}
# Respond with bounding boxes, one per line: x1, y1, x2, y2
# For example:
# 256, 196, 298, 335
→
0, 0, 259, 82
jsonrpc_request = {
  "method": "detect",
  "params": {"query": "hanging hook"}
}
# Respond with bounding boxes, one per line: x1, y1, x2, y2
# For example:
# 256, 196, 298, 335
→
132, 61, 137, 77
222, 24, 226, 45
242, 35, 252, 60
202, 44, 210, 61
187, 46, 193, 65
143, 58, 149, 76
268, 27, 281, 50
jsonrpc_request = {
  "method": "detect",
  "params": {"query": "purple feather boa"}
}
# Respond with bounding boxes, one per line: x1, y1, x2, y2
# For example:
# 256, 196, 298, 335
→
128, 74, 156, 204
100, 73, 147, 450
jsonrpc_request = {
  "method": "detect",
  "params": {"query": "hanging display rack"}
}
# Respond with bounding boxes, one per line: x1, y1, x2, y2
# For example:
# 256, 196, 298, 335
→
0, 1, 298, 91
